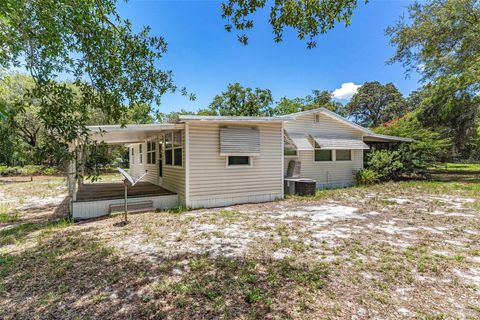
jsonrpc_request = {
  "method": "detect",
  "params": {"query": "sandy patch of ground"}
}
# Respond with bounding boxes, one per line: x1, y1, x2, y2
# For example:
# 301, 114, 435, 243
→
1, 178, 480, 319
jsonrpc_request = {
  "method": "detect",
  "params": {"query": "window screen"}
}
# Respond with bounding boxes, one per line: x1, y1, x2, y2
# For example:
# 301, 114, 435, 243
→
336, 150, 351, 161
314, 149, 332, 161
228, 156, 250, 166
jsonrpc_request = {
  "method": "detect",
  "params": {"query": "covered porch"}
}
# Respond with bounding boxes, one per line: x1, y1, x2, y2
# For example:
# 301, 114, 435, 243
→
76, 182, 176, 202
68, 123, 184, 220
72, 181, 179, 220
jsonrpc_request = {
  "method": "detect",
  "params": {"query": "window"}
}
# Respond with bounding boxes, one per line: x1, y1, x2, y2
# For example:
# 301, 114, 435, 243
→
158, 141, 163, 177
314, 149, 332, 161
139, 144, 143, 164
174, 148, 182, 166
336, 150, 351, 161
284, 148, 297, 156
165, 131, 182, 166
147, 141, 156, 164
131, 147, 135, 165
315, 114, 320, 122
228, 156, 250, 166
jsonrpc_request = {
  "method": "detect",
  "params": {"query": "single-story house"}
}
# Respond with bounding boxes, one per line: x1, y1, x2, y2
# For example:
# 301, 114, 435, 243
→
68, 107, 410, 219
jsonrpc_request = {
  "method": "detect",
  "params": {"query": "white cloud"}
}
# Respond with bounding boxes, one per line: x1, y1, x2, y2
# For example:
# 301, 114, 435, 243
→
332, 82, 361, 100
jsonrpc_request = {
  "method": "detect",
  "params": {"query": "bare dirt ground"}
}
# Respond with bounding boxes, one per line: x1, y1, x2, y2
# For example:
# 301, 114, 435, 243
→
1, 174, 479, 319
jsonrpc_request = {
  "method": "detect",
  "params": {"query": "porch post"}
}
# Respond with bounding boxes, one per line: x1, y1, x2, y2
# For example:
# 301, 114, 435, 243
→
77, 138, 86, 186
67, 140, 77, 214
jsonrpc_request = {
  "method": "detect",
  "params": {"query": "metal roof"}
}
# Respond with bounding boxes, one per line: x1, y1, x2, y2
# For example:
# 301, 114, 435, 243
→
312, 136, 370, 150
285, 132, 314, 151
86, 123, 183, 132
364, 133, 413, 143
178, 115, 294, 122
85, 123, 184, 144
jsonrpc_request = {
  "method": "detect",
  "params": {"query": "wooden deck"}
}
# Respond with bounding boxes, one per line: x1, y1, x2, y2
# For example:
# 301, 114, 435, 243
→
75, 182, 176, 202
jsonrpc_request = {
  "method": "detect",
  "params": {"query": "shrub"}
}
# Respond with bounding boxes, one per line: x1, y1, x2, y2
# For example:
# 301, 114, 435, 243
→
355, 169, 378, 186
373, 110, 451, 165
367, 150, 403, 181
18, 165, 42, 176
0, 165, 58, 176
43, 167, 58, 175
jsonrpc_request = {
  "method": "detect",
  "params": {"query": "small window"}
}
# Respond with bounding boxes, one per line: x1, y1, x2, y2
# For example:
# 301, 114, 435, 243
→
165, 133, 172, 148
173, 131, 182, 147
147, 141, 156, 164
314, 149, 332, 161
228, 156, 250, 166
315, 114, 320, 122
284, 148, 297, 156
336, 150, 351, 161
139, 144, 143, 164
131, 147, 135, 165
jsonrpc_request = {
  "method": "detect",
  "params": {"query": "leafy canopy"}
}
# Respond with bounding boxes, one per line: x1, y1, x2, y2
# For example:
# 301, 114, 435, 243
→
222, 0, 366, 48
271, 90, 345, 116
206, 83, 274, 116
0, 0, 193, 143
373, 110, 451, 164
347, 81, 408, 127
386, 0, 480, 155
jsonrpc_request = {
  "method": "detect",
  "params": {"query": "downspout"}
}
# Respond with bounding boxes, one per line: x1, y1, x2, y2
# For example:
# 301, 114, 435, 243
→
184, 123, 190, 207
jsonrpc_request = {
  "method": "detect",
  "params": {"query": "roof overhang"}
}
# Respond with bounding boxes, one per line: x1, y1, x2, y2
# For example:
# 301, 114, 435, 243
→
178, 115, 294, 123
85, 123, 184, 144
285, 132, 314, 151
363, 133, 413, 143
312, 136, 370, 150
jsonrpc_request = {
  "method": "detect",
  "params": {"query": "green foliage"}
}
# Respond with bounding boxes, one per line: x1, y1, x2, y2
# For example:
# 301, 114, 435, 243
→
0, 73, 135, 169
0, 165, 58, 176
120, 103, 155, 124
367, 150, 403, 181
207, 83, 273, 116
244, 287, 262, 304
43, 167, 58, 175
222, 0, 365, 48
347, 81, 409, 127
387, 0, 480, 157
0, 0, 194, 151
271, 90, 346, 116
354, 169, 378, 186
374, 111, 451, 167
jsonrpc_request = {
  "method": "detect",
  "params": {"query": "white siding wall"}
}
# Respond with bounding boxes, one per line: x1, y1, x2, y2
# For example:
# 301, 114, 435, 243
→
284, 113, 365, 187
284, 112, 364, 138
187, 122, 283, 208
162, 131, 186, 202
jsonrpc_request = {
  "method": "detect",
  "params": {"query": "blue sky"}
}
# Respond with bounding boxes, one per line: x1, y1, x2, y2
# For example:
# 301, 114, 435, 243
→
118, 0, 421, 114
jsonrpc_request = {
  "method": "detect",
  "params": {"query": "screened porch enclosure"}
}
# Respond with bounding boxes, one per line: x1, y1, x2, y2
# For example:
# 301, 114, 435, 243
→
68, 123, 185, 220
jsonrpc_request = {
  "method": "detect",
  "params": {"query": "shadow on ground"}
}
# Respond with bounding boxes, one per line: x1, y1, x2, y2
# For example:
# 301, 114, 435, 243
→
0, 197, 70, 245
428, 171, 480, 183
0, 228, 330, 319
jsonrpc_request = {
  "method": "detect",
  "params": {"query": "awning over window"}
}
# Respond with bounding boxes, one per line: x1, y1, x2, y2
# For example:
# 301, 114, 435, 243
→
220, 126, 260, 156
312, 137, 370, 150
285, 132, 314, 151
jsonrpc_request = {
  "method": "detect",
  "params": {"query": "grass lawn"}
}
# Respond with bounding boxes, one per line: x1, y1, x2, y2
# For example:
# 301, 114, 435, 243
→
1, 172, 480, 319
430, 162, 480, 173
